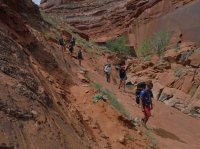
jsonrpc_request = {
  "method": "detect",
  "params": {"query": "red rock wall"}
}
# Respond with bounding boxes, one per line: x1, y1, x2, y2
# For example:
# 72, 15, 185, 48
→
40, 0, 196, 44
128, 0, 200, 48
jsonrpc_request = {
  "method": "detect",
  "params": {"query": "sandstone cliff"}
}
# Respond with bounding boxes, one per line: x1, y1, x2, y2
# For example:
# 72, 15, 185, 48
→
40, 0, 196, 45
0, 1, 96, 148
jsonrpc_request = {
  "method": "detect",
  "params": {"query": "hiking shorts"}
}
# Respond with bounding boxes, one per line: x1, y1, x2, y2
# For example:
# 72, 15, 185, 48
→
143, 105, 151, 117
77, 54, 82, 60
120, 75, 127, 81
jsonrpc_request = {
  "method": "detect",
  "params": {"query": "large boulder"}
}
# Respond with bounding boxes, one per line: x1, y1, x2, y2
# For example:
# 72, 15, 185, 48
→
188, 51, 200, 68
157, 72, 176, 87
158, 87, 173, 102
181, 73, 194, 93
153, 81, 165, 100
163, 49, 178, 63
158, 87, 189, 103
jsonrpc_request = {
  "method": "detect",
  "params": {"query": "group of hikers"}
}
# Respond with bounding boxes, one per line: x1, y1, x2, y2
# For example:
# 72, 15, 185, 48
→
59, 33, 83, 65
59, 33, 153, 126
104, 61, 130, 91
104, 63, 153, 126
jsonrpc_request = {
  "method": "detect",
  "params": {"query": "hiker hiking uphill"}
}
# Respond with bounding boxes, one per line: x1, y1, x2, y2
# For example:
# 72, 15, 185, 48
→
104, 64, 112, 83
118, 63, 131, 91
68, 37, 76, 56
70, 37, 76, 47
77, 49, 83, 66
140, 81, 154, 126
59, 32, 66, 52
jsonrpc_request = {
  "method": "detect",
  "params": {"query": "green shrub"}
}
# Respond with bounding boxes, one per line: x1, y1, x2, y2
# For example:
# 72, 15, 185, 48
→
91, 82, 102, 90
138, 30, 171, 57
106, 36, 132, 54
174, 67, 188, 78
91, 83, 130, 118
153, 31, 171, 56
138, 38, 154, 57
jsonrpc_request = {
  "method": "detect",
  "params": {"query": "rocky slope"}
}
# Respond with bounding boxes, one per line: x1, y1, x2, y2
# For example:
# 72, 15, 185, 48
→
0, 0, 153, 148
40, 0, 195, 43
126, 41, 200, 119
0, 1, 96, 148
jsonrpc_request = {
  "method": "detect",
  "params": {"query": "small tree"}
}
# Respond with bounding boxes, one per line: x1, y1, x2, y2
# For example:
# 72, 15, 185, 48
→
106, 36, 132, 54
152, 31, 171, 56
137, 30, 171, 57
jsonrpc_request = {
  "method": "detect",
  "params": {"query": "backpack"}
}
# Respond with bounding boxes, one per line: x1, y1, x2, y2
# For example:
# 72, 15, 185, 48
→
104, 65, 111, 73
135, 82, 146, 104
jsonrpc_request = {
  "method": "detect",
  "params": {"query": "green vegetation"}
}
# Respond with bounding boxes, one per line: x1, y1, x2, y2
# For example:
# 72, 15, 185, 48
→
143, 129, 158, 149
189, 86, 198, 97
106, 36, 132, 54
127, 135, 135, 141
138, 30, 171, 57
91, 82, 130, 118
91, 82, 102, 90
174, 67, 188, 78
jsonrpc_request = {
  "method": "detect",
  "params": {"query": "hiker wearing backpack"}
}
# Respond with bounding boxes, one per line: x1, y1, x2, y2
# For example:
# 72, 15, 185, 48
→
104, 64, 112, 83
68, 44, 74, 56
59, 33, 65, 51
77, 49, 83, 66
140, 81, 154, 126
70, 37, 76, 47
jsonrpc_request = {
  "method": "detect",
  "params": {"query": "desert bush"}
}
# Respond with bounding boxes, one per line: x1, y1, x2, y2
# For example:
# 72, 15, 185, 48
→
106, 36, 132, 54
138, 30, 171, 57
92, 83, 130, 118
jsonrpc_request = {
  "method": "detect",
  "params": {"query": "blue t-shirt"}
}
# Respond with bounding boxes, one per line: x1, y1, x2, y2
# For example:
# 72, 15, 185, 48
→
140, 89, 152, 106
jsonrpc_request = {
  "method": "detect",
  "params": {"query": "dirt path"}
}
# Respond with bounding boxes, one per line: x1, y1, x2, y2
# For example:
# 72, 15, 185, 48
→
68, 48, 200, 149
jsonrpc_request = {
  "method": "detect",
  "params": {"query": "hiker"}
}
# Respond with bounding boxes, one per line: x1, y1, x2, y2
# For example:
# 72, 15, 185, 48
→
140, 80, 154, 126
104, 64, 112, 83
118, 64, 128, 91
77, 49, 83, 65
59, 33, 65, 51
70, 37, 76, 47
68, 44, 74, 55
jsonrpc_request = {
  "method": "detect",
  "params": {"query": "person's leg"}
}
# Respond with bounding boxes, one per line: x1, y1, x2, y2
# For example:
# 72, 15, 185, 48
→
106, 73, 109, 82
123, 80, 126, 91
144, 116, 149, 125
108, 74, 110, 83
143, 106, 151, 125
79, 59, 81, 65
118, 80, 122, 89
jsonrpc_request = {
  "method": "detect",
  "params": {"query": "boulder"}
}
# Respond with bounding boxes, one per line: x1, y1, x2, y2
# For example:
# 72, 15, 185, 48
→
158, 87, 173, 102
164, 98, 178, 107
176, 50, 193, 65
158, 87, 189, 103
181, 74, 194, 93
152, 81, 165, 100
163, 49, 178, 63
158, 72, 176, 87
153, 60, 171, 70
188, 51, 200, 67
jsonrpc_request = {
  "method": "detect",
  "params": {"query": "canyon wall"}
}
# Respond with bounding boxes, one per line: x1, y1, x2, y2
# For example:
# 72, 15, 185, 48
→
40, 0, 196, 45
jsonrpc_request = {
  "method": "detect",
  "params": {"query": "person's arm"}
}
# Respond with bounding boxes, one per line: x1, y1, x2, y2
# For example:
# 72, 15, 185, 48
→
125, 63, 132, 71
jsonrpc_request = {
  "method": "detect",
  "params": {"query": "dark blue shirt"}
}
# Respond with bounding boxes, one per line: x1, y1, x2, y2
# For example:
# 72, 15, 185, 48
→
140, 89, 153, 106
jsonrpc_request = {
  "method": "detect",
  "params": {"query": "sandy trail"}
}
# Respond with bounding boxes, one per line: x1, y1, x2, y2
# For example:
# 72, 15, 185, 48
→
68, 48, 200, 149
